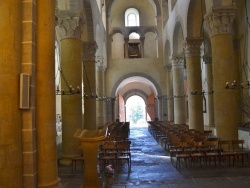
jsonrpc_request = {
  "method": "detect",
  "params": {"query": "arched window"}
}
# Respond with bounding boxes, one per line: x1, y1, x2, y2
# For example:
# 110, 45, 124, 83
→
125, 8, 140, 27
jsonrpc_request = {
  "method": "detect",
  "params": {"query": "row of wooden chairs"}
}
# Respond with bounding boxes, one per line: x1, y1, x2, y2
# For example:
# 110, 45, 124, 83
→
148, 121, 249, 170
98, 140, 131, 172
148, 121, 210, 151
105, 122, 130, 141
174, 139, 249, 170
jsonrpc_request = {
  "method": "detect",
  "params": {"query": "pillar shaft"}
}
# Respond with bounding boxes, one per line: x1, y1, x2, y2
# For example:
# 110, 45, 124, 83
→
184, 38, 204, 131
96, 64, 104, 128
233, 39, 241, 125
166, 65, 174, 121
140, 36, 145, 58
205, 5, 239, 140
103, 69, 108, 123
203, 56, 214, 127
154, 97, 159, 120
22, 0, 37, 186
106, 98, 115, 122
171, 55, 186, 124
115, 99, 119, 121
0, 0, 22, 187
124, 37, 129, 59
159, 95, 168, 121
82, 42, 97, 130
36, 0, 60, 187
60, 38, 83, 161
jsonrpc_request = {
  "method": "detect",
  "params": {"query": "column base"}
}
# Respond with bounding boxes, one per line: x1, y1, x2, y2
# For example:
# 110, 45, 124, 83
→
59, 156, 72, 166
38, 178, 61, 188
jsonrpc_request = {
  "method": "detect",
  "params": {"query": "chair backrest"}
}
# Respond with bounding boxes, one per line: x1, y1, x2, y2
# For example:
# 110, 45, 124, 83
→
218, 140, 231, 152
102, 142, 116, 153
204, 140, 218, 151
116, 141, 131, 152
232, 140, 244, 152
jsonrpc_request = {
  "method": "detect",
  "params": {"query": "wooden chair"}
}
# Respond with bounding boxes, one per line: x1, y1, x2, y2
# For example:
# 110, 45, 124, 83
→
71, 145, 84, 173
169, 140, 187, 163
204, 140, 220, 166
99, 141, 117, 170
218, 140, 235, 166
175, 147, 191, 170
116, 140, 131, 171
232, 140, 248, 165
190, 141, 206, 166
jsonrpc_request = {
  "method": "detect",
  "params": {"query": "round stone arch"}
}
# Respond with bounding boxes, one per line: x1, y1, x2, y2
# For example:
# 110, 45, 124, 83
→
142, 27, 159, 37
123, 89, 148, 103
110, 28, 126, 40
111, 72, 162, 98
172, 16, 185, 54
186, 0, 204, 38
164, 39, 171, 66
83, 0, 94, 41
127, 28, 143, 38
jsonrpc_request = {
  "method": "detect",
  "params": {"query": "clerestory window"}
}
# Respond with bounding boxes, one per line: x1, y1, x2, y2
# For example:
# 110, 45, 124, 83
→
125, 8, 140, 27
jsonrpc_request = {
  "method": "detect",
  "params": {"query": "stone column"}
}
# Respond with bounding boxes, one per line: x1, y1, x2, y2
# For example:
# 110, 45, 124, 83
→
124, 37, 129, 58
140, 36, 145, 58
204, 5, 239, 140
170, 55, 186, 124
159, 95, 168, 121
0, 0, 22, 187
82, 41, 98, 130
232, 39, 241, 125
166, 65, 174, 121
184, 38, 204, 131
106, 97, 114, 122
203, 55, 215, 128
154, 97, 159, 121
56, 14, 83, 165
36, 0, 60, 187
115, 98, 119, 122
103, 68, 108, 124
22, 0, 37, 187
96, 60, 105, 128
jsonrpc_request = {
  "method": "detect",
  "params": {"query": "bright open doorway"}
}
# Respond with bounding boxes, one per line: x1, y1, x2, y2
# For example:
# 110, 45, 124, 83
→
126, 95, 148, 127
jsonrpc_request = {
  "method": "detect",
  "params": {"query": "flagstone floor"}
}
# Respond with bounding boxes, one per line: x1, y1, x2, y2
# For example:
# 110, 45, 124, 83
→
58, 123, 250, 188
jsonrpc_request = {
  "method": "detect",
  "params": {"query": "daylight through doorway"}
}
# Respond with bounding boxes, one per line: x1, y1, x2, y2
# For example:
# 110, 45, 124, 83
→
126, 95, 149, 127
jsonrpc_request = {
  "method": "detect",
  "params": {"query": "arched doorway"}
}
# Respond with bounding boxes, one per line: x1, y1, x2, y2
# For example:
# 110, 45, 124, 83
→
126, 95, 148, 127
112, 74, 162, 122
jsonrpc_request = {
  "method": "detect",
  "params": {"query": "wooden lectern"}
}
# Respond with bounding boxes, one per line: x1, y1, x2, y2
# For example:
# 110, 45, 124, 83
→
74, 126, 108, 188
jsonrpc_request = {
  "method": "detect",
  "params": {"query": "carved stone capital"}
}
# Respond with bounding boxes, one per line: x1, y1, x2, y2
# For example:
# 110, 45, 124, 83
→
204, 5, 236, 37
183, 38, 202, 57
82, 41, 98, 62
56, 12, 84, 39
170, 54, 185, 70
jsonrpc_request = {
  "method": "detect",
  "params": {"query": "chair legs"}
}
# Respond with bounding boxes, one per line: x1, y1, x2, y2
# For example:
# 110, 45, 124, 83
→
71, 158, 84, 173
